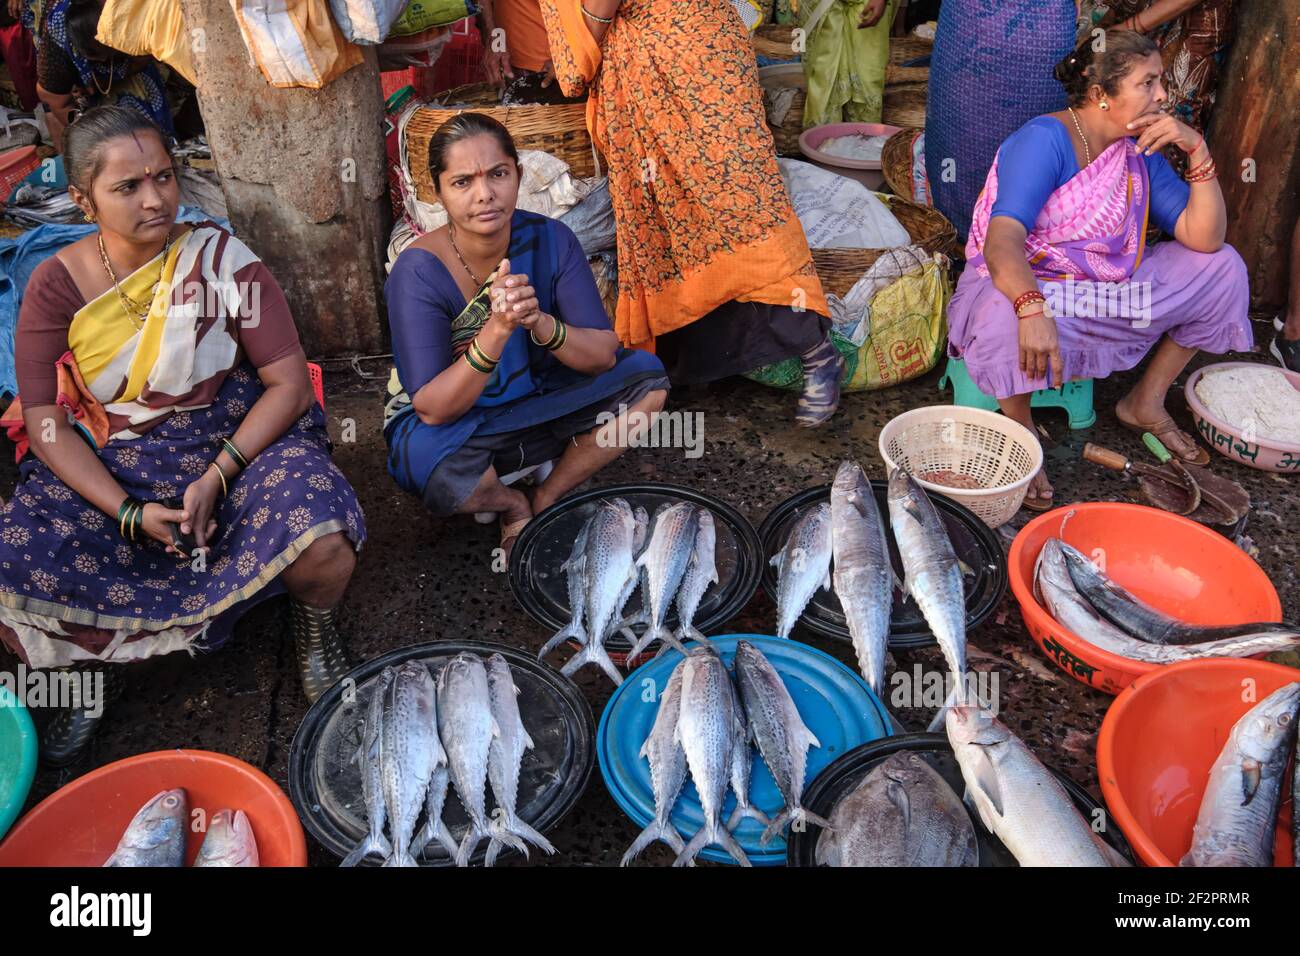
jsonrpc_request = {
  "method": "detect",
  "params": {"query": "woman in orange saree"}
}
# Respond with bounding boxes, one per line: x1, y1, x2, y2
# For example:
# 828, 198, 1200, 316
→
538, 0, 843, 426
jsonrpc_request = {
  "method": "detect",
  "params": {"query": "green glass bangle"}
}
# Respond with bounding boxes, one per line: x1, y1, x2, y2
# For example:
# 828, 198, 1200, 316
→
221, 438, 249, 471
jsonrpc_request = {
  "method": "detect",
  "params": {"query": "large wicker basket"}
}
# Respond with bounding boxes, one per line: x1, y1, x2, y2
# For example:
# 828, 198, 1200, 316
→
404, 83, 598, 205
810, 193, 956, 296
881, 127, 923, 200
881, 82, 927, 128
758, 64, 806, 157
753, 26, 932, 85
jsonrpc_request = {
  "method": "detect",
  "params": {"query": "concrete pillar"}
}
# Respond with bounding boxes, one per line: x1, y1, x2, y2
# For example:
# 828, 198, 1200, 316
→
179, 0, 390, 355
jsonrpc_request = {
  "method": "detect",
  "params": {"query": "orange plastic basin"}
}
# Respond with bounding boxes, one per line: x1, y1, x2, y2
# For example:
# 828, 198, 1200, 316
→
1098, 658, 1299, 867
0, 749, 306, 867
1008, 503, 1282, 694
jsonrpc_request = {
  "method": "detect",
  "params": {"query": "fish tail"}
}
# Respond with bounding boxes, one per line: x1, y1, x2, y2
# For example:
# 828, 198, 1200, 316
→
455, 825, 487, 868
621, 818, 686, 866
671, 827, 711, 868
715, 824, 753, 867
339, 832, 391, 868
483, 817, 532, 868
537, 621, 584, 660
759, 808, 793, 847
927, 681, 963, 732
412, 818, 458, 861
793, 806, 834, 834
506, 816, 556, 856
726, 802, 771, 831
380, 850, 418, 868
675, 624, 707, 647
624, 629, 657, 662
561, 639, 626, 685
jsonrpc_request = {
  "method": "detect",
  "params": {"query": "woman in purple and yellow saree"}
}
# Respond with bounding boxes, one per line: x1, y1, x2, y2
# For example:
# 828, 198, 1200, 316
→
0, 107, 365, 765
946, 30, 1249, 511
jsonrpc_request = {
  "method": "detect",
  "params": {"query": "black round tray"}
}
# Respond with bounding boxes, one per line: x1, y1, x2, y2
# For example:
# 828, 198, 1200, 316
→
509, 483, 764, 654
757, 482, 1008, 650
288, 640, 594, 866
787, 733, 1133, 867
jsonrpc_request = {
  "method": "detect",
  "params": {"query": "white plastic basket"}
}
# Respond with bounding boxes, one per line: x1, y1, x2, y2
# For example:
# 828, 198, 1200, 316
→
878, 405, 1043, 528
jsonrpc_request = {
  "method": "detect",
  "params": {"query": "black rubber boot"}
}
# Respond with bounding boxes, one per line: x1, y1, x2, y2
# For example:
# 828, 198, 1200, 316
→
290, 600, 351, 704
39, 663, 124, 769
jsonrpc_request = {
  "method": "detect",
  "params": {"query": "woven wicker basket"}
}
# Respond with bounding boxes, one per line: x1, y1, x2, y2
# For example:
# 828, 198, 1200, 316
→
752, 26, 932, 71
881, 127, 923, 200
405, 83, 597, 205
758, 64, 807, 157
810, 193, 956, 296
881, 82, 927, 129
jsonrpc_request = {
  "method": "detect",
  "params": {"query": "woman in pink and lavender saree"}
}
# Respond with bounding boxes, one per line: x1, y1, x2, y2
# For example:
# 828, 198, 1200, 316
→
946, 29, 1250, 510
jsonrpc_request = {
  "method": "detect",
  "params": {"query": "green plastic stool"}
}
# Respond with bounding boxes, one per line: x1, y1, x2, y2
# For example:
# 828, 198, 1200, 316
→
939, 356, 1097, 430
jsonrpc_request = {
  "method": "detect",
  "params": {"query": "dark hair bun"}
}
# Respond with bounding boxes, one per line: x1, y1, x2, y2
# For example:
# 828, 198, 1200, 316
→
1053, 28, 1159, 107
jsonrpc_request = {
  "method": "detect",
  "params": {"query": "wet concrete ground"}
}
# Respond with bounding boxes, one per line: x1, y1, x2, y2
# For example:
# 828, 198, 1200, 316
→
6, 313, 1297, 866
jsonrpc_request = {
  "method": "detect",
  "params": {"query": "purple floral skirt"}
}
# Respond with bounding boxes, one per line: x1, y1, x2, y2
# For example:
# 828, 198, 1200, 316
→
0, 366, 366, 669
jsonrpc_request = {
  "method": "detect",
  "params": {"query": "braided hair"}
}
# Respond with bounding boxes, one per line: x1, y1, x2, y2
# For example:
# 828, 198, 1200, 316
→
1053, 29, 1159, 107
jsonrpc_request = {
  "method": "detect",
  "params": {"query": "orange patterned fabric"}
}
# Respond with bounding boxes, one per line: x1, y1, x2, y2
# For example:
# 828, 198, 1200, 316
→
539, 0, 828, 350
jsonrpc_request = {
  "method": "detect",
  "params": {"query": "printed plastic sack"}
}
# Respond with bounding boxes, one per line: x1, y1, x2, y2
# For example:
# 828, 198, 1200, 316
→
329, 0, 407, 44
377, 24, 453, 69
744, 254, 951, 393
729, 0, 764, 32
390, 0, 478, 36
96, 0, 195, 84
230, 0, 364, 89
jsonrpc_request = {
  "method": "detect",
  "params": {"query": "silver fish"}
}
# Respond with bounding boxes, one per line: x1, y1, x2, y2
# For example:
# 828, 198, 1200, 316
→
771, 501, 833, 639
674, 509, 719, 646
1036, 538, 1300, 664
734, 640, 830, 847
830, 461, 893, 696
673, 647, 751, 866
946, 706, 1113, 867
606, 505, 650, 646
621, 659, 689, 865
340, 666, 395, 866
1182, 682, 1300, 867
380, 660, 444, 867
627, 502, 700, 660
439, 653, 512, 866
411, 764, 459, 862
558, 498, 638, 685
887, 467, 967, 731
723, 662, 769, 832
1060, 541, 1300, 646
104, 788, 187, 867
537, 517, 592, 659
484, 653, 556, 866
815, 751, 977, 867
194, 809, 259, 867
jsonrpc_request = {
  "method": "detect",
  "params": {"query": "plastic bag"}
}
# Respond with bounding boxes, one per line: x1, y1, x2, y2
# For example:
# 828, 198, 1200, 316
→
96, 0, 195, 84
778, 157, 910, 249
557, 178, 615, 255
230, 0, 364, 89
377, 25, 453, 69
390, 0, 478, 35
744, 253, 951, 393
329, 0, 409, 44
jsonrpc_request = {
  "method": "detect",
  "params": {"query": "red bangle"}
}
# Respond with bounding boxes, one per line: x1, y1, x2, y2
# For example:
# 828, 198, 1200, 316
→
1013, 290, 1046, 315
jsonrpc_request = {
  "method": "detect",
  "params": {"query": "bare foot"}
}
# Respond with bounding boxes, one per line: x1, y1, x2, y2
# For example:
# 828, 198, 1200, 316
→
499, 489, 533, 559
1022, 469, 1054, 512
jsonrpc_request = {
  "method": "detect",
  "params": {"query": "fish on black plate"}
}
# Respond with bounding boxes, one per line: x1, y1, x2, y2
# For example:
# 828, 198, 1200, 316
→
380, 660, 446, 867
771, 502, 833, 639
815, 751, 977, 867
484, 653, 557, 866
627, 502, 699, 660
830, 460, 893, 696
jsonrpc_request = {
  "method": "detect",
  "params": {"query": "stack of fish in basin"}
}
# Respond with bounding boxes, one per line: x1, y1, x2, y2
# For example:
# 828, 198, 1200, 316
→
104, 790, 258, 868
343, 654, 554, 867
1035, 538, 1300, 667
540, 498, 719, 684
623, 641, 829, 866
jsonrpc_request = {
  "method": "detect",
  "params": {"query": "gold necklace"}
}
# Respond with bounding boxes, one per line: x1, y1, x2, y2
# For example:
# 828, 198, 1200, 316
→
91, 55, 116, 96
1068, 107, 1092, 167
98, 228, 175, 329
447, 222, 487, 287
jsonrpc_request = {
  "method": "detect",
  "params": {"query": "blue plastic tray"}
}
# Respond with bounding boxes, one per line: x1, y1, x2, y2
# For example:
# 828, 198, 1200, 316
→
598, 634, 892, 866
0, 684, 37, 841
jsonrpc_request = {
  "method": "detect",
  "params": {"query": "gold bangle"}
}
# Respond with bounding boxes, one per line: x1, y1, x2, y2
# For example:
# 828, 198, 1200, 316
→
208, 461, 229, 497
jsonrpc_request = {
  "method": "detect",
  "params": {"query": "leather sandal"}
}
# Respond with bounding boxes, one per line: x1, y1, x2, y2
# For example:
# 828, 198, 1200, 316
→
1116, 411, 1210, 466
